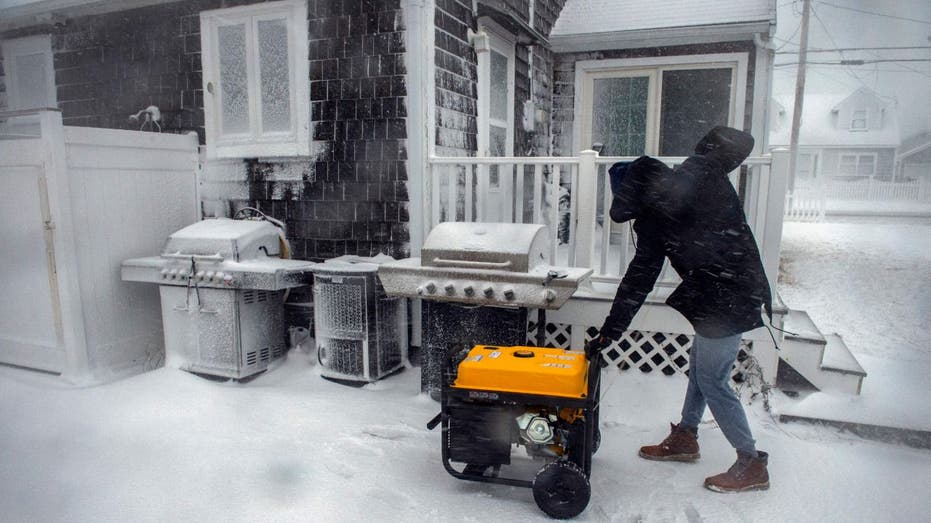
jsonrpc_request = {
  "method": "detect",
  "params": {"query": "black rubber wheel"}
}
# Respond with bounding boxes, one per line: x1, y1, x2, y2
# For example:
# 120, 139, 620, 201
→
592, 426, 601, 455
532, 460, 591, 519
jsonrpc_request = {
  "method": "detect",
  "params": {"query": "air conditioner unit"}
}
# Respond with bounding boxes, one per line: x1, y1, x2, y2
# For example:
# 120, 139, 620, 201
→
313, 256, 407, 382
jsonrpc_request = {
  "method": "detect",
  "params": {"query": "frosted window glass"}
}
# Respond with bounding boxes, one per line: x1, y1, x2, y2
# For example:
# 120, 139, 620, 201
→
258, 18, 291, 133
218, 24, 250, 135
14, 53, 50, 109
490, 50, 509, 121
592, 76, 649, 156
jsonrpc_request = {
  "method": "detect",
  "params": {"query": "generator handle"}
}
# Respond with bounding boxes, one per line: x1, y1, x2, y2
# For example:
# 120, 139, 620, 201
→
426, 412, 443, 431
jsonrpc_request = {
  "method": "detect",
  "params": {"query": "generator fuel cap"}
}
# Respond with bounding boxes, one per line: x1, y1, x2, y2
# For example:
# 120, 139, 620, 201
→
513, 349, 535, 358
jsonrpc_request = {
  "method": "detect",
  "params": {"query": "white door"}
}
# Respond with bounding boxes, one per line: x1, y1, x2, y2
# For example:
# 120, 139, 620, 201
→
477, 24, 514, 222
0, 149, 66, 373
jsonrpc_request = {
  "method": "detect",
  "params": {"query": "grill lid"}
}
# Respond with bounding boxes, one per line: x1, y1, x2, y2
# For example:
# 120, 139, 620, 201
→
162, 219, 280, 262
420, 222, 548, 272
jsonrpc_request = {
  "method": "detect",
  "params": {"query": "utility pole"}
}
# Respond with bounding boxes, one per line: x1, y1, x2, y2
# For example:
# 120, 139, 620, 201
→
788, 0, 811, 193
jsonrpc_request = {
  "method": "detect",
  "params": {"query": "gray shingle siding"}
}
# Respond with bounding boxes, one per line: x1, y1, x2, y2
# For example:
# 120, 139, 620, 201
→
1, 0, 410, 262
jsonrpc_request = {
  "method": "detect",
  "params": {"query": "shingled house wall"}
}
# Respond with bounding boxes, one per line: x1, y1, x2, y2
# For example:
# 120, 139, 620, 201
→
0, 0, 410, 262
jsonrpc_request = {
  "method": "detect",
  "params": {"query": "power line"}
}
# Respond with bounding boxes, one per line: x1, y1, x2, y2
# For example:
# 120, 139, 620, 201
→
776, 59, 931, 66
809, 5, 876, 90
776, 46, 931, 54
774, 61, 931, 79
814, 1, 931, 26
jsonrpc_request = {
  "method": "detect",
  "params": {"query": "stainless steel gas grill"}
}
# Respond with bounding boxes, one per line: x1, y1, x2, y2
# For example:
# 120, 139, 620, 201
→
378, 222, 591, 309
122, 218, 315, 379
378, 222, 592, 395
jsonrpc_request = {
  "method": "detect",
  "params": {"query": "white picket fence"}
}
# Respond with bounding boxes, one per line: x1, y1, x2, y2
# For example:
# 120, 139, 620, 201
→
786, 177, 930, 221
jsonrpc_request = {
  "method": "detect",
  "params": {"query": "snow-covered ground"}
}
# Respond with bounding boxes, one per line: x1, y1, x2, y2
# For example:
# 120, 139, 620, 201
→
3, 355, 931, 523
2, 216, 930, 522
779, 216, 931, 363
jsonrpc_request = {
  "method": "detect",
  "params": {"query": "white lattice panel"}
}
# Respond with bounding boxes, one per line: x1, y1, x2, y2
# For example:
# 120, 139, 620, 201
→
526, 319, 572, 348
524, 322, 757, 383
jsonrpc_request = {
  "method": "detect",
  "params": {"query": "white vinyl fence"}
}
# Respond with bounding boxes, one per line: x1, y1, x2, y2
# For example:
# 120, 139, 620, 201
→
0, 108, 198, 381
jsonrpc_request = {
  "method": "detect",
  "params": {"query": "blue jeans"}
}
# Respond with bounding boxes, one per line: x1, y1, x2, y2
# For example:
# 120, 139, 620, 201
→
679, 333, 756, 454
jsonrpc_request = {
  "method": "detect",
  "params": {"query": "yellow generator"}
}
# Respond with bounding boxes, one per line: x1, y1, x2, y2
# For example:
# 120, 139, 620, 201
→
427, 345, 601, 519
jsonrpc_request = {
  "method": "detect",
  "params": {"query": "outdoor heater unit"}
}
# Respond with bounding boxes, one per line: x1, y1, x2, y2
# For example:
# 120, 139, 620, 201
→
121, 218, 315, 379
314, 255, 407, 383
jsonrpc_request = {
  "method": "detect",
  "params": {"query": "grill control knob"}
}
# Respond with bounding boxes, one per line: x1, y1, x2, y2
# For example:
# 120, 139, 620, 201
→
503, 287, 515, 300
444, 282, 455, 295
424, 281, 436, 294
196, 270, 205, 281
213, 272, 224, 282
483, 286, 494, 298
206, 271, 215, 281
160, 269, 169, 279
463, 285, 475, 297
223, 274, 234, 286
543, 289, 557, 303
169, 269, 179, 279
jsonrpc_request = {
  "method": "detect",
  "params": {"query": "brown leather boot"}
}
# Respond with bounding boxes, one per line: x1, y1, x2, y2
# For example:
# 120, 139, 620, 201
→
704, 450, 770, 492
638, 423, 700, 462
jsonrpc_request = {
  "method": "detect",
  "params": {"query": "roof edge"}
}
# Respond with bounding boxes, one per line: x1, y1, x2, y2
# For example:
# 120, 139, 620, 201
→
551, 21, 772, 53
0, 0, 180, 33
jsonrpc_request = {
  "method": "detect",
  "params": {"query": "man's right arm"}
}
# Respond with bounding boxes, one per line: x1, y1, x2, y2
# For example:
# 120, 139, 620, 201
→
599, 223, 665, 339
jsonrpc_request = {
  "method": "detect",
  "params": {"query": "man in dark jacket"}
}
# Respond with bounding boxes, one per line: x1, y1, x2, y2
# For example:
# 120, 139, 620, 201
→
586, 126, 772, 493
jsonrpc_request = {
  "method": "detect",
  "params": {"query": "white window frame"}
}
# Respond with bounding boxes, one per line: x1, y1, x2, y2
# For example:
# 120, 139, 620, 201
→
850, 108, 868, 131
475, 19, 516, 221
837, 152, 876, 179
476, 20, 515, 167
200, 0, 309, 159
573, 53, 748, 156
1, 34, 56, 111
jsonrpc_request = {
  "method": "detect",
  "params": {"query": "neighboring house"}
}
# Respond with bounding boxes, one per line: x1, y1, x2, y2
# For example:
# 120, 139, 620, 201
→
770, 88, 901, 186
5, 0, 865, 398
896, 132, 931, 182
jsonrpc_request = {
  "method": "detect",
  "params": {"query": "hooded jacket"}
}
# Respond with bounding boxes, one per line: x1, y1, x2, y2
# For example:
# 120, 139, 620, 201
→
600, 126, 773, 339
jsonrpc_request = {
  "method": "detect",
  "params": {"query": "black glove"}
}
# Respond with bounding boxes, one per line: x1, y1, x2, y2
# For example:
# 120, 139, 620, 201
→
584, 335, 612, 367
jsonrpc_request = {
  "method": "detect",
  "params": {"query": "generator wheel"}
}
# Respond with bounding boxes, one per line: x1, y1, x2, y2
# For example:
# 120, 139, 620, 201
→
592, 426, 601, 455
532, 460, 591, 519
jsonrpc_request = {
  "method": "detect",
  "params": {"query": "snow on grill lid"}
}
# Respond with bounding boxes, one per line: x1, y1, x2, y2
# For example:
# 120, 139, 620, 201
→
162, 218, 281, 261
420, 222, 550, 273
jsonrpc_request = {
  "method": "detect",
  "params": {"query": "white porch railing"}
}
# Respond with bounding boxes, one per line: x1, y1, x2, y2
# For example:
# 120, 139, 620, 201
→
425, 149, 790, 296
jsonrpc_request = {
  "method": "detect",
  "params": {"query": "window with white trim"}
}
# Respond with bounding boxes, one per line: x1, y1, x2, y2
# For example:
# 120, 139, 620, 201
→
2, 35, 56, 111
850, 109, 868, 130
837, 153, 875, 178
200, 0, 309, 158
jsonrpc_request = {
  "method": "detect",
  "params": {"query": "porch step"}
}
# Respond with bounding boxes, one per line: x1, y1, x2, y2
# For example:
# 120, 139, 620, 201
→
821, 334, 866, 377
777, 310, 865, 395
783, 309, 824, 344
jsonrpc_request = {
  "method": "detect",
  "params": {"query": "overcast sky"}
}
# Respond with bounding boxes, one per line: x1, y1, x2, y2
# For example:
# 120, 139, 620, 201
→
773, 0, 931, 138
